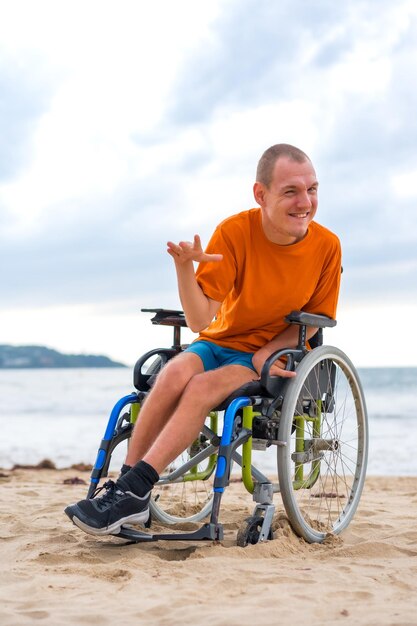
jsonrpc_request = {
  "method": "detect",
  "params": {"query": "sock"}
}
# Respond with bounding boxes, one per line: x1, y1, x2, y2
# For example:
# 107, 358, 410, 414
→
119, 463, 132, 478
117, 460, 159, 497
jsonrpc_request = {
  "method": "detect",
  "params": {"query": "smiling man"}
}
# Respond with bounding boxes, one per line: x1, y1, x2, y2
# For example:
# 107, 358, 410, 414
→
65, 143, 342, 536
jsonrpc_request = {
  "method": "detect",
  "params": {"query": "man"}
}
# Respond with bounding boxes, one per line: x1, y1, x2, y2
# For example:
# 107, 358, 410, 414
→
65, 143, 341, 536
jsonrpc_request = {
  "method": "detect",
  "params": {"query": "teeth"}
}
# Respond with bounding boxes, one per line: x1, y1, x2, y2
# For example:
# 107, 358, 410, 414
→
290, 213, 308, 218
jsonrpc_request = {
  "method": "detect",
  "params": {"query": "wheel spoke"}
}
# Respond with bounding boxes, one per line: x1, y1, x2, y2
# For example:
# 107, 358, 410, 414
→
277, 346, 368, 542
150, 415, 218, 524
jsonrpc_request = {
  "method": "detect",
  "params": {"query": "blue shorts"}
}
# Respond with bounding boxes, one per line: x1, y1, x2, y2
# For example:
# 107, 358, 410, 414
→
184, 340, 256, 373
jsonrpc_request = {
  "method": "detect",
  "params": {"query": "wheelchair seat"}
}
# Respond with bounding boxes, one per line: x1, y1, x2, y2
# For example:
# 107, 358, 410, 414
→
214, 379, 268, 410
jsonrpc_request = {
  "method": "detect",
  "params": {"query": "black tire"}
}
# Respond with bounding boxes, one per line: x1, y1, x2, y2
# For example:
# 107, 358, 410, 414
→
236, 516, 273, 547
277, 346, 368, 543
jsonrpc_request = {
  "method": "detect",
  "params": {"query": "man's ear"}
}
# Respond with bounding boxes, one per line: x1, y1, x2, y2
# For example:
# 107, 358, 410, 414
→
253, 181, 266, 207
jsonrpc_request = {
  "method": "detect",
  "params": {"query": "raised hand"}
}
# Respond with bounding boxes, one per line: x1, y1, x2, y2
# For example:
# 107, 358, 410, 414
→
167, 234, 223, 265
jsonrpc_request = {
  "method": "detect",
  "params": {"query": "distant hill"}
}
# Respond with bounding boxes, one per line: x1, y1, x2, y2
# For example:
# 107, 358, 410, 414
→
0, 345, 126, 369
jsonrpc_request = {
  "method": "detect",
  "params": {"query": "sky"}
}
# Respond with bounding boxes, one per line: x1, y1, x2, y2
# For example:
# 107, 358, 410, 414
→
1, 0, 417, 367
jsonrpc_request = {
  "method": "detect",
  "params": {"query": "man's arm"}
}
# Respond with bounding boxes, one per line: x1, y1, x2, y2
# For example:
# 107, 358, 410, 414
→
167, 235, 222, 332
252, 324, 318, 379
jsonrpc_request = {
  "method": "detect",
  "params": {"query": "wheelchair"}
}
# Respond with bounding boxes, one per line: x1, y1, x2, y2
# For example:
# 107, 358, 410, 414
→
87, 308, 369, 546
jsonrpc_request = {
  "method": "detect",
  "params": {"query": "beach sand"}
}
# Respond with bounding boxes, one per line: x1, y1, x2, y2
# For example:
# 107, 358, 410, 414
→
1, 468, 416, 626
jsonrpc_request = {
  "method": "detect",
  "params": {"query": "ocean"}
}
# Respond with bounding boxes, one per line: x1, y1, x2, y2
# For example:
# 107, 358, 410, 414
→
1, 366, 416, 475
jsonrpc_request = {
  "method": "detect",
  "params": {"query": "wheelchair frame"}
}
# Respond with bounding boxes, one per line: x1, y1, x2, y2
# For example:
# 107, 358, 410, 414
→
87, 308, 369, 546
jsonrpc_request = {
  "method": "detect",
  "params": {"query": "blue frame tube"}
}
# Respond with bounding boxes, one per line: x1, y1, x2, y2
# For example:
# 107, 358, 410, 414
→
213, 396, 250, 492
90, 393, 138, 483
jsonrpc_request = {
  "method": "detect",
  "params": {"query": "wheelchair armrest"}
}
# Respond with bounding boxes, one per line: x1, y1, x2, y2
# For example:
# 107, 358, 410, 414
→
260, 348, 303, 397
133, 348, 178, 391
141, 308, 188, 328
285, 310, 337, 328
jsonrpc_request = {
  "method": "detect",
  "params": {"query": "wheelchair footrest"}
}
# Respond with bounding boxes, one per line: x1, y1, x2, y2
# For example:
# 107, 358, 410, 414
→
114, 522, 224, 543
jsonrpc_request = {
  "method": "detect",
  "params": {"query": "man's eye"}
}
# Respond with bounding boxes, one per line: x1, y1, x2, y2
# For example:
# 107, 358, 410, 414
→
285, 190, 295, 196
309, 187, 318, 194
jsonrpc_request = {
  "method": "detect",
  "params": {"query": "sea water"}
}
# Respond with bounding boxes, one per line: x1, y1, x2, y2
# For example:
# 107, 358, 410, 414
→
1, 367, 416, 475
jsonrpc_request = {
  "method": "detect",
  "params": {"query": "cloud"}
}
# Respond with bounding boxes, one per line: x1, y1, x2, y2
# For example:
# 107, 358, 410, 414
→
166, 1, 356, 125
1, 0, 417, 366
0, 60, 51, 182
0, 177, 185, 308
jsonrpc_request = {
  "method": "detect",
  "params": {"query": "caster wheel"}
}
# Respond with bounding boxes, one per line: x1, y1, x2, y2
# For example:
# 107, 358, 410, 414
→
236, 515, 273, 547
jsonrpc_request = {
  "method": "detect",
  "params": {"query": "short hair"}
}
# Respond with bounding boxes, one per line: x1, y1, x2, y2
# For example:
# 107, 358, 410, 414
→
256, 144, 311, 188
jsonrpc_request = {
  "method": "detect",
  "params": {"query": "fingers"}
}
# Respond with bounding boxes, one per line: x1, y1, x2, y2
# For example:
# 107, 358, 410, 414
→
167, 238, 197, 252
167, 242, 185, 262
192, 234, 222, 262
167, 236, 222, 264
275, 369, 297, 378
166, 240, 193, 258
269, 363, 296, 378
167, 241, 179, 255
201, 252, 223, 262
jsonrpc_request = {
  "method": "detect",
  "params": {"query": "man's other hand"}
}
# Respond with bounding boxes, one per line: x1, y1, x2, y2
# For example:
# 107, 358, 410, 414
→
253, 352, 297, 379
268, 359, 297, 378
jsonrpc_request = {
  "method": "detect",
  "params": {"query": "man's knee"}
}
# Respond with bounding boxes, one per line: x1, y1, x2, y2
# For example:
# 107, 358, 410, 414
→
182, 371, 220, 405
154, 352, 204, 395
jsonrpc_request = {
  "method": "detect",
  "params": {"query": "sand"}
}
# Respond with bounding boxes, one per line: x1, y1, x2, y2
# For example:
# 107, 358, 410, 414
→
1, 468, 416, 626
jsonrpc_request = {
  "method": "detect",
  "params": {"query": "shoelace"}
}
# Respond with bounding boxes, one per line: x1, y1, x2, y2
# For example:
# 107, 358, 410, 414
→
92, 480, 125, 511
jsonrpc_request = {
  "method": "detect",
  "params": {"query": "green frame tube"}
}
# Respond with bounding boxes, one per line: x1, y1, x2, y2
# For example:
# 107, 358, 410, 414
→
292, 400, 322, 490
183, 411, 219, 482
241, 406, 261, 494
130, 400, 140, 424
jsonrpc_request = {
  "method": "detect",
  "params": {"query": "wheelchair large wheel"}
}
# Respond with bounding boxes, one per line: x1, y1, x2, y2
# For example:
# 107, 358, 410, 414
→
150, 415, 218, 525
277, 346, 368, 543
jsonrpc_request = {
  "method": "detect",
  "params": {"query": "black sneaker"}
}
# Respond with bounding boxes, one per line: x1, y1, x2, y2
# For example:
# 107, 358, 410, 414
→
64, 480, 150, 536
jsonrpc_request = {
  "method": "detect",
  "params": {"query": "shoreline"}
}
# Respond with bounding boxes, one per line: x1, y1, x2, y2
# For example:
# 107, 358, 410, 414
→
2, 459, 417, 478
1, 470, 417, 625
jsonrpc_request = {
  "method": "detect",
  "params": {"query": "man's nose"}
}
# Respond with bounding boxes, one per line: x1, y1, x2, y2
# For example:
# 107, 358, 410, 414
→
297, 190, 312, 208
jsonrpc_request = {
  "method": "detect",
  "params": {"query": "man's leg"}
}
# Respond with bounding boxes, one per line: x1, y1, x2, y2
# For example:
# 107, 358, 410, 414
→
143, 364, 256, 473
125, 351, 205, 465
65, 363, 255, 535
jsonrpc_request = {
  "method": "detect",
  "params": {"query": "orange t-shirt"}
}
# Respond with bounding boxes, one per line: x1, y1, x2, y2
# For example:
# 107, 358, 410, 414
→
196, 208, 341, 352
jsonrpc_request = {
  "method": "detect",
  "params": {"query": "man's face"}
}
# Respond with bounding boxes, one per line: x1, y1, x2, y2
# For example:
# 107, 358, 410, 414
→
254, 157, 318, 245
